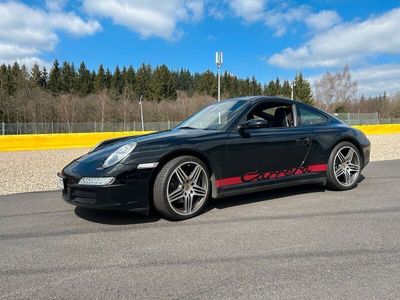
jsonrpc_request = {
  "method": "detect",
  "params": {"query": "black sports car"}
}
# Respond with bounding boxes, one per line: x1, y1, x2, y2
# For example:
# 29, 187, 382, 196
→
58, 96, 371, 220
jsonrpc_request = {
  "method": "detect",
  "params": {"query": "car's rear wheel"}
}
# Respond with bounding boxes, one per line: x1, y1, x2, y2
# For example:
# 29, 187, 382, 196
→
153, 156, 210, 220
327, 141, 361, 190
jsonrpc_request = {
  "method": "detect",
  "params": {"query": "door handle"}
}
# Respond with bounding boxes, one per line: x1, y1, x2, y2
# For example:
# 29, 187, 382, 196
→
296, 137, 310, 144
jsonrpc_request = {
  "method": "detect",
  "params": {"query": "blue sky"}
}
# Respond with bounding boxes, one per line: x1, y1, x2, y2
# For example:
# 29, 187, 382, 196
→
1, 0, 400, 95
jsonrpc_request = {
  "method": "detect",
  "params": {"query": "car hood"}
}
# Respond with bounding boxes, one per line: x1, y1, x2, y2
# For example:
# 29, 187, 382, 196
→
63, 128, 221, 177
75, 130, 175, 163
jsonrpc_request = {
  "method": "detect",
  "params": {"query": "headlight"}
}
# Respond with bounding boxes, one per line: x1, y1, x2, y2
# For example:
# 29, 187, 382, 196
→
103, 142, 137, 168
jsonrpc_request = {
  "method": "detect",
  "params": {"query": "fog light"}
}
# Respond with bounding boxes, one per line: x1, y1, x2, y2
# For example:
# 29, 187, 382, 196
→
78, 177, 115, 186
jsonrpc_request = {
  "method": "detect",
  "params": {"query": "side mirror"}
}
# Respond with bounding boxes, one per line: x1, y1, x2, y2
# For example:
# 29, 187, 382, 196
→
238, 119, 268, 130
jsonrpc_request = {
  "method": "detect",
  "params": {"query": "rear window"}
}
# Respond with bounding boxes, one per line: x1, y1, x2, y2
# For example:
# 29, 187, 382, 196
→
297, 107, 328, 126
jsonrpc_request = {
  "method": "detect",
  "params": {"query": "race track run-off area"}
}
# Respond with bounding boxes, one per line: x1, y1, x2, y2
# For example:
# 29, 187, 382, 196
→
0, 160, 400, 299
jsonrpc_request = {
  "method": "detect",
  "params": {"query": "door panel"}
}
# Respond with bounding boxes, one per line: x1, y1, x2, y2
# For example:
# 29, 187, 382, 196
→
219, 127, 312, 188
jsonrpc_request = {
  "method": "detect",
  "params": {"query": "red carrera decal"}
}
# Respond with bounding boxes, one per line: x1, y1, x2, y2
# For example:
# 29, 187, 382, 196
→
216, 164, 328, 188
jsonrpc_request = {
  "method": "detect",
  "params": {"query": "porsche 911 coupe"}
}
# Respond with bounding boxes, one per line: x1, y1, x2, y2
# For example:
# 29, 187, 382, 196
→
58, 96, 371, 220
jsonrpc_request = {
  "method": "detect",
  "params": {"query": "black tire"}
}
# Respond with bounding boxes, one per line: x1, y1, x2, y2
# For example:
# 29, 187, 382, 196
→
153, 156, 210, 220
326, 141, 362, 191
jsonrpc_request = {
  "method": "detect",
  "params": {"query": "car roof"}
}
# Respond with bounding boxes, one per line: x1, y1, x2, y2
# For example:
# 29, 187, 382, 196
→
223, 95, 297, 104
222, 96, 332, 118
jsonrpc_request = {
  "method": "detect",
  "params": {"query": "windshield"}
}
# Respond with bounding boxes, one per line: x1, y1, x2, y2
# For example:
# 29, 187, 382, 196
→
176, 100, 248, 130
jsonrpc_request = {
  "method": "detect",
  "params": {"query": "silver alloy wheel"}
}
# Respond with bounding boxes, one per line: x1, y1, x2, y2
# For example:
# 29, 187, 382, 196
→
166, 161, 209, 216
333, 146, 360, 187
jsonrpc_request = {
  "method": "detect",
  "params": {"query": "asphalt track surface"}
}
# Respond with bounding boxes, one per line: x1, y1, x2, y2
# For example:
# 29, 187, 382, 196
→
1, 160, 400, 299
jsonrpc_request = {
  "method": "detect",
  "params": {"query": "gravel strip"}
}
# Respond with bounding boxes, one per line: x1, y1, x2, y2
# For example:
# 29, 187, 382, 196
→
0, 134, 399, 196
367, 134, 400, 161
0, 148, 89, 196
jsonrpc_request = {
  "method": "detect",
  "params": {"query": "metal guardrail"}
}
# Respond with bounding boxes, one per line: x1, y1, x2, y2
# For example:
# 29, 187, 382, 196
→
1, 113, 400, 135
333, 113, 400, 126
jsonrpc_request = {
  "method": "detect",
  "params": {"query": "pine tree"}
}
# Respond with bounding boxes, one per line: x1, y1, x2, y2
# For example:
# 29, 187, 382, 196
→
0, 64, 7, 89
120, 67, 127, 88
274, 77, 281, 96
70, 63, 78, 92
4, 65, 13, 95
181, 69, 194, 93
60, 61, 76, 93
105, 68, 112, 90
48, 60, 61, 94
250, 76, 262, 95
150, 65, 177, 101
8, 62, 23, 95
90, 70, 96, 92
111, 66, 123, 95
0, 65, 8, 100
135, 63, 152, 99
293, 72, 313, 105
174, 68, 193, 94
281, 80, 291, 98
265, 80, 277, 96
193, 73, 202, 95
222, 71, 237, 97
40, 67, 48, 88
196, 70, 216, 96
231, 77, 241, 97
123, 66, 136, 92
94, 64, 106, 92
171, 70, 179, 91
30, 64, 42, 87
77, 62, 91, 96
238, 77, 251, 96
262, 83, 268, 96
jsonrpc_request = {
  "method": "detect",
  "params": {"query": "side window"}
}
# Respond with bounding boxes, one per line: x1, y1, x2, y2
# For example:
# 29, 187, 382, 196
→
297, 107, 328, 126
246, 103, 294, 128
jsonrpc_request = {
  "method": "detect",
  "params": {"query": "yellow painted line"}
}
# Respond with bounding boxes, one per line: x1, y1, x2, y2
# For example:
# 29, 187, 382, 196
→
0, 131, 154, 152
353, 124, 400, 135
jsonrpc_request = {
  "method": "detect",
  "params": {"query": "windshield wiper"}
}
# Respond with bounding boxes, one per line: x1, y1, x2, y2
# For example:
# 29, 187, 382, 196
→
178, 126, 197, 130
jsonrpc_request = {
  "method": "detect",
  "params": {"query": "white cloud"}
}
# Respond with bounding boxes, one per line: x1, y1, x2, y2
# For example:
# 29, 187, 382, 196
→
0, 43, 39, 60
264, 6, 310, 37
0, 57, 52, 70
0, 1, 101, 65
269, 8, 400, 68
208, 4, 224, 20
225, 1, 339, 37
352, 64, 400, 96
228, 0, 267, 23
45, 0, 68, 11
83, 0, 204, 40
305, 10, 341, 31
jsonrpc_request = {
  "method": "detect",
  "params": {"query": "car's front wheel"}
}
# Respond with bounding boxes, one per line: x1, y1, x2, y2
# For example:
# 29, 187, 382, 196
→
153, 156, 210, 220
327, 141, 362, 190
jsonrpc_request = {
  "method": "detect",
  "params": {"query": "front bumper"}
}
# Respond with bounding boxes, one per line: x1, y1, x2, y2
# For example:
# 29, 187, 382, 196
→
58, 171, 152, 213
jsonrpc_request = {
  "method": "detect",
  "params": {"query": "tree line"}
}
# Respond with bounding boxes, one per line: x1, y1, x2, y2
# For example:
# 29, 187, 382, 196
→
0, 60, 314, 101
0, 60, 313, 125
0, 60, 398, 129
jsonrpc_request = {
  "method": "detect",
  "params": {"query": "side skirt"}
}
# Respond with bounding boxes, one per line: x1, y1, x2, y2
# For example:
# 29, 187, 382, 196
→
216, 177, 326, 199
